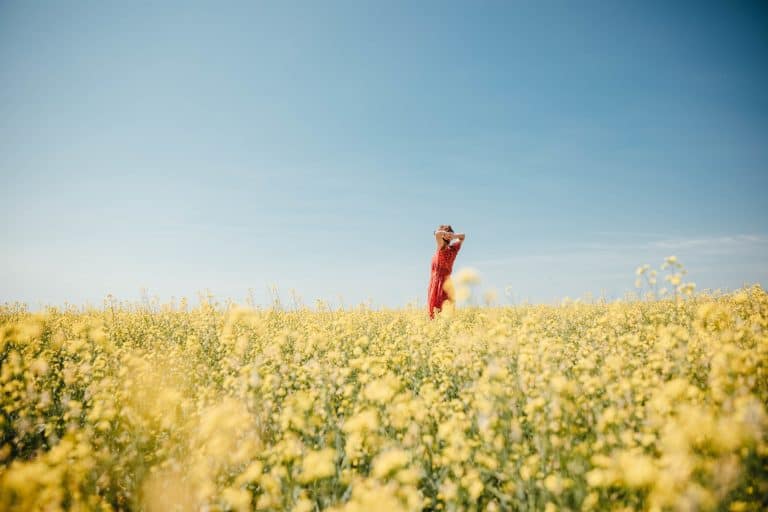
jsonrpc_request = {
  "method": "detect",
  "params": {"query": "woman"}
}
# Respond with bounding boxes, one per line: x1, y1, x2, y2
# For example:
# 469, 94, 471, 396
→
427, 224, 466, 318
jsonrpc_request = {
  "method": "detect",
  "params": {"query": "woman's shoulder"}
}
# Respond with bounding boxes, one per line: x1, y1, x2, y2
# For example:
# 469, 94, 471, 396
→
437, 242, 460, 258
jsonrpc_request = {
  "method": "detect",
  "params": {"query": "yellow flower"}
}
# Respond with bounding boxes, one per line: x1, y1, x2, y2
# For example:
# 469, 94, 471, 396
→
363, 374, 400, 404
454, 267, 480, 285
467, 477, 483, 501
372, 449, 410, 479
544, 474, 563, 495
618, 452, 656, 488
293, 497, 315, 512
455, 286, 471, 303
298, 448, 336, 483
221, 487, 251, 512
342, 409, 379, 434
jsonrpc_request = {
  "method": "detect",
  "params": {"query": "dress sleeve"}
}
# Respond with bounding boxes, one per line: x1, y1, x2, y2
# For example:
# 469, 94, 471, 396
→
450, 240, 462, 253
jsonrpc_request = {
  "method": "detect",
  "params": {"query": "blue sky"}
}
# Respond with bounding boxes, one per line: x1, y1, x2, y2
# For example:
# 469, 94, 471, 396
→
2, 1, 767, 308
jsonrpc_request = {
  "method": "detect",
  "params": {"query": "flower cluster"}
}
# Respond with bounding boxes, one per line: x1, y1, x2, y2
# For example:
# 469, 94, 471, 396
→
0, 278, 766, 510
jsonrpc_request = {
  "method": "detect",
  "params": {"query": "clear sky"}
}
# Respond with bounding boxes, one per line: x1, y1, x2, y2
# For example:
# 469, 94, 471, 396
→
2, 1, 767, 309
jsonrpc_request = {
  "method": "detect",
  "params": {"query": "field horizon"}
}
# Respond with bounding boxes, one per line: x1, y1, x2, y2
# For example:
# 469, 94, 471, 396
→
1, 280, 766, 511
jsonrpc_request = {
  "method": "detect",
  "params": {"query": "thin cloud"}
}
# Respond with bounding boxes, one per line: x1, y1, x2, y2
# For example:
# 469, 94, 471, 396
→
588, 230, 673, 239
650, 234, 768, 249
471, 234, 768, 267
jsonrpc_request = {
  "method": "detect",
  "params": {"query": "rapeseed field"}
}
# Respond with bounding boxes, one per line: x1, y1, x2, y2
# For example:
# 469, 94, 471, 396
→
1, 263, 766, 511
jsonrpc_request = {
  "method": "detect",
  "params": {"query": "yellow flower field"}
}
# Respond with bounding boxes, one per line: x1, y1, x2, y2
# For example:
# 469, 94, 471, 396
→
1, 280, 767, 511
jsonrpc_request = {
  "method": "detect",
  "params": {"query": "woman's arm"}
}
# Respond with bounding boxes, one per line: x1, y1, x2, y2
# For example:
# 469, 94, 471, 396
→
435, 230, 465, 247
434, 230, 448, 245
435, 231, 465, 240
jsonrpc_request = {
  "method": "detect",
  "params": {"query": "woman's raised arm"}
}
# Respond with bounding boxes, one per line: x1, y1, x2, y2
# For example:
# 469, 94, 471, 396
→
434, 230, 447, 243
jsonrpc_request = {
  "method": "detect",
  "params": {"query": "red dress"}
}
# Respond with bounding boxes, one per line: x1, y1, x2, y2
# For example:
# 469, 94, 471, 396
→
427, 241, 462, 318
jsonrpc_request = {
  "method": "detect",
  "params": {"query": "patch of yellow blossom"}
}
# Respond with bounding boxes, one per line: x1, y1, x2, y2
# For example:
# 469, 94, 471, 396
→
0, 261, 766, 511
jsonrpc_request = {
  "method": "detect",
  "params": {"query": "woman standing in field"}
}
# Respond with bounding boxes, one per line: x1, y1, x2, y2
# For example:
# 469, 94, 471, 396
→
428, 224, 466, 318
